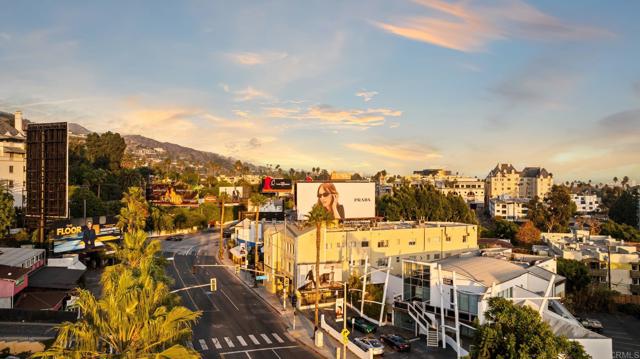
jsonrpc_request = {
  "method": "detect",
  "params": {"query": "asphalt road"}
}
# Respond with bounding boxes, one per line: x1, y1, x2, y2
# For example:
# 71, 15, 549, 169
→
163, 232, 318, 359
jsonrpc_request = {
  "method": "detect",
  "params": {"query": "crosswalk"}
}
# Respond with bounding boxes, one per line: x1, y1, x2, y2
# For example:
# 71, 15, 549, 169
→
194, 332, 294, 351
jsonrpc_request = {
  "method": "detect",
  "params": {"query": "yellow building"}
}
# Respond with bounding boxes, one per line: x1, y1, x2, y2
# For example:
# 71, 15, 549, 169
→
262, 221, 478, 307
485, 163, 553, 200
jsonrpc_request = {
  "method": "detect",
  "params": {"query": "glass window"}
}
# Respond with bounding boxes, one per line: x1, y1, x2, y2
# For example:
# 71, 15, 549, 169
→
361, 241, 369, 248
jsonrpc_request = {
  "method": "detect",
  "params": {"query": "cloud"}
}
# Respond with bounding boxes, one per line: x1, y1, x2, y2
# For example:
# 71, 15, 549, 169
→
233, 110, 250, 118
346, 142, 441, 161
596, 108, 640, 140
356, 90, 379, 102
266, 104, 402, 129
375, 0, 612, 52
220, 83, 230, 93
226, 51, 288, 66
232, 86, 272, 102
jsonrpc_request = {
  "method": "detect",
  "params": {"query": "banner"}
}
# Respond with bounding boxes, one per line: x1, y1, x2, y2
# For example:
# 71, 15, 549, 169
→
296, 182, 375, 220
296, 263, 343, 292
335, 297, 344, 322
261, 177, 292, 192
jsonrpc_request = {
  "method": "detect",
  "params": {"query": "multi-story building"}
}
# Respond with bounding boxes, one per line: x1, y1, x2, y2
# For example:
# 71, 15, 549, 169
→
485, 163, 553, 201
0, 111, 26, 207
407, 169, 485, 207
488, 196, 529, 221
542, 230, 640, 295
571, 194, 601, 213
262, 221, 478, 307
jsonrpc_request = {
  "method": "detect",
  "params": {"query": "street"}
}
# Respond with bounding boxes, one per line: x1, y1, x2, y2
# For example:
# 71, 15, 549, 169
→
162, 232, 319, 359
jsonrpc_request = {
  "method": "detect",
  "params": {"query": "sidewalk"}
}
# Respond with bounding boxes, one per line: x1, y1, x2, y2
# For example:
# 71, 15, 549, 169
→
217, 252, 357, 359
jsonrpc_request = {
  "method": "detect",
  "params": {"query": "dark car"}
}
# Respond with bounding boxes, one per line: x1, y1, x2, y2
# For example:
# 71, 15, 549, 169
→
350, 317, 377, 334
167, 234, 185, 241
380, 334, 410, 352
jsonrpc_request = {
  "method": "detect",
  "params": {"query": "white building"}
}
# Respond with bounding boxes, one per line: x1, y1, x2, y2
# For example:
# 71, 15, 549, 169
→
389, 254, 611, 359
407, 169, 485, 207
488, 195, 529, 221
0, 111, 26, 207
571, 194, 601, 213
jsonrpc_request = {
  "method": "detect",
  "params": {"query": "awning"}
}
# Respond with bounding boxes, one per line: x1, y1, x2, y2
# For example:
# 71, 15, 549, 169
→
229, 246, 247, 259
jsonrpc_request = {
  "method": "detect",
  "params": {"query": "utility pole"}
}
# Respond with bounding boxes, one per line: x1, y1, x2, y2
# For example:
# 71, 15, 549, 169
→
360, 256, 368, 315
343, 280, 347, 359
607, 244, 612, 290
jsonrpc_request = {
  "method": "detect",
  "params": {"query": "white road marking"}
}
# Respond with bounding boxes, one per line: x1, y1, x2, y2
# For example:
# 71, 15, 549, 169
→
245, 353, 252, 359
199, 339, 208, 350
220, 288, 240, 311
172, 256, 199, 310
272, 349, 282, 359
212, 338, 222, 349
260, 334, 272, 344
224, 337, 235, 348
237, 335, 248, 346
186, 341, 194, 349
218, 345, 298, 356
248, 334, 260, 345
272, 333, 284, 343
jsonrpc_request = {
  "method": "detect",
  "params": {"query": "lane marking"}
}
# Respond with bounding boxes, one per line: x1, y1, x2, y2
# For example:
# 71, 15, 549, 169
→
245, 353, 252, 359
172, 257, 199, 310
220, 288, 240, 311
237, 335, 248, 346
224, 337, 235, 348
186, 341, 194, 350
219, 345, 298, 356
212, 338, 222, 349
199, 339, 208, 350
260, 334, 272, 344
272, 349, 281, 359
248, 334, 260, 345
272, 333, 284, 343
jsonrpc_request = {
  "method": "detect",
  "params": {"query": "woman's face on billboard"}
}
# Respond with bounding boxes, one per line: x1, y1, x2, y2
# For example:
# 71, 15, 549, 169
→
318, 187, 332, 208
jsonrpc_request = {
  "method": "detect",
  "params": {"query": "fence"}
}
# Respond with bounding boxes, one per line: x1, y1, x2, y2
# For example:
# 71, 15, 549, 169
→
613, 295, 640, 305
320, 314, 371, 359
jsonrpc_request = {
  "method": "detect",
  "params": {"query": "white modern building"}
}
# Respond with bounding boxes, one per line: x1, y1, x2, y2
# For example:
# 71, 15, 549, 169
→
571, 194, 601, 213
388, 254, 611, 359
0, 111, 26, 207
488, 195, 529, 221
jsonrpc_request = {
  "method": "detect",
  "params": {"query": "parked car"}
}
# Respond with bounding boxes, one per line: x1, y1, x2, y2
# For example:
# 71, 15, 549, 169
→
380, 334, 410, 352
578, 318, 603, 333
354, 337, 385, 356
166, 234, 185, 241
350, 317, 377, 334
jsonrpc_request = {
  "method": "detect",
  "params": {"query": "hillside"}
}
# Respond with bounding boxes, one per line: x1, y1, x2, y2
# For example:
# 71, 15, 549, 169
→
0, 111, 90, 136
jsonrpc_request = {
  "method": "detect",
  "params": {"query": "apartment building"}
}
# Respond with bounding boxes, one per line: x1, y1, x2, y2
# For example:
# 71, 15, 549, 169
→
407, 169, 485, 207
485, 163, 553, 201
542, 230, 640, 295
262, 221, 478, 307
488, 196, 529, 221
571, 194, 601, 213
0, 111, 26, 206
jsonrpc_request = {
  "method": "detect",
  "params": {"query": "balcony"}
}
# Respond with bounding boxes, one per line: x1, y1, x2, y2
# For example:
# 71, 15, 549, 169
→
588, 269, 607, 277
630, 271, 640, 279
631, 284, 640, 295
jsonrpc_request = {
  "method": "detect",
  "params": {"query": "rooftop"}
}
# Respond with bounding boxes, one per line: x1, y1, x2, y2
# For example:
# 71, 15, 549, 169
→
0, 265, 29, 281
436, 256, 528, 286
0, 247, 45, 267
28, 267, 85, 290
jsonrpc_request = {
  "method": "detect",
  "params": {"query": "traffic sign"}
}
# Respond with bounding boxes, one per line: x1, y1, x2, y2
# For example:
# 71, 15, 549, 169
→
256, 275, 268, 281
210, 278, 217, 291
284, 278, 290, 287
341, 328, 350, 344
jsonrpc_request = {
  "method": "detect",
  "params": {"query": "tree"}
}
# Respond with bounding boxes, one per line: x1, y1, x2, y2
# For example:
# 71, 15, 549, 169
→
218, 193, 229, 260
250, 193, 268, 286
609, 190, 639, 227
557, 258, 591, 293
0, 188, 15, 236
493, 219, 519, 240
526, 186, 576, 232
515, 221, 541, 245
599, 220, 640, 242
118, 187, 149, 233
305, 203, 333, 333
470, 297, 590, 359
69, 186, 106, 218
85, 132, 126, 171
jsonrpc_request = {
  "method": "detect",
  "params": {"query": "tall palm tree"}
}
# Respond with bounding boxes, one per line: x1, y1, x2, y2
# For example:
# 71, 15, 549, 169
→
250, 193, 268, 285
305, 203, 333, 332
218, 192, 229, 260
118, 187, 149, 234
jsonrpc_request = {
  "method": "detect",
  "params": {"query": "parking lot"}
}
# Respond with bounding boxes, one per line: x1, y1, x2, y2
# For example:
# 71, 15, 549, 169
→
306, 306, 456, 358
588, 312, 640, 357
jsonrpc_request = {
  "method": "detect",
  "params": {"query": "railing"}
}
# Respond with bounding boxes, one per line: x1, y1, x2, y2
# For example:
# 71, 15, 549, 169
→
630, 271, 640, 279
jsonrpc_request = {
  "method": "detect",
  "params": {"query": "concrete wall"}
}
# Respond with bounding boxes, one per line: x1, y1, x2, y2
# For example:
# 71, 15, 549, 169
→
573, 338, 612, 359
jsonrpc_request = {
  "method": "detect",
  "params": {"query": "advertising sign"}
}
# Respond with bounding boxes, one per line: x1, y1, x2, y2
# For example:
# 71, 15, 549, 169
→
149, 182, 198, 207
296, 262, 343, 292
52, 216, 121, 253
335, 297, 344, 322
219, 186, 244, 201
261, 177, 292, 193
296, 182, 375, 220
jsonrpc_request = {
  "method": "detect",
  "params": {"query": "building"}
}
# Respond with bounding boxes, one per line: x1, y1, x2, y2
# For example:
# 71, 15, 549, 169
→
542, 230, 640, 295
488, 195, 529, 221
407, 169, 485, 207
0, 265, 29, 308
485, 163, 553, 201
262, 221, 478, 307
0, 111, 27, 207
0, 247, 46, 273
571, 194, 601, 213
390, 254, 611, 359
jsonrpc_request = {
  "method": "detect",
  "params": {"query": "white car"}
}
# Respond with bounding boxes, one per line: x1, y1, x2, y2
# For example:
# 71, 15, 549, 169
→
354, 337, 385, 356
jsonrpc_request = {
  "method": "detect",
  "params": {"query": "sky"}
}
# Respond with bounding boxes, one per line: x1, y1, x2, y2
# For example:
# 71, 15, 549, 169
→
1, 0, 639, 183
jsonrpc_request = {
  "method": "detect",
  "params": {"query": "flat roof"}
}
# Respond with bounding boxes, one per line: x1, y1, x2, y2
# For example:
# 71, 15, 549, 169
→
437, 256, 528, 286
0, 265, 29, 281
28, 267, 85, 289
0, 247, 45, 267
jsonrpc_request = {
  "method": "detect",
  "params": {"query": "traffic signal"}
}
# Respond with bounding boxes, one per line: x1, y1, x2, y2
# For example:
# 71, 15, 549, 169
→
210, 278, 217, 291
235, 265, 240, 274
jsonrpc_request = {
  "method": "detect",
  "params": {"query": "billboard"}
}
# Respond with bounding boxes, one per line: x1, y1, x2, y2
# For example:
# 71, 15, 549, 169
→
296, 262, 343, 292
51, 216, 121, 254
261, 177, 292, 193
149, 182, 198, 207
25, 122, 68, 219
296, 182, 375, 220
219, 186, 244, 201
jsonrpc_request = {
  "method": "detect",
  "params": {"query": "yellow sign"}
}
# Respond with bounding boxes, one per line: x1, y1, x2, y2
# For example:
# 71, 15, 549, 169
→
341, 328, 350, 338
56, 226, 82, 236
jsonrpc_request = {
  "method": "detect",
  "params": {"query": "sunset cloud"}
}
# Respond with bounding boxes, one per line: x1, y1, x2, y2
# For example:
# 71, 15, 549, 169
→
266, 104, 402, 129
356, 90, 378, 102
227, 51, 288, 66
376, 0, 612, 52
346, 142, 441, 161
233, 86, 272, 102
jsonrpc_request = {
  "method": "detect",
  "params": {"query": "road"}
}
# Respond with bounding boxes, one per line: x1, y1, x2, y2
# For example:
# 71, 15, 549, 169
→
162, 232, 318, 359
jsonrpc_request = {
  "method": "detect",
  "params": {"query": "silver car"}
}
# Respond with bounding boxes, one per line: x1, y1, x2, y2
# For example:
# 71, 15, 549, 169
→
354, 337, 385, 356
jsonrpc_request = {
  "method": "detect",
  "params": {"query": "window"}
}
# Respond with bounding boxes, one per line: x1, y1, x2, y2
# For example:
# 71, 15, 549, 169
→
496, 287, 513, 298
9, 165, 13, 173
377, 240, 389, 248
434, 254, 440, 260
8, 180, 13, 187
360, 259, 366, 266
361, 241, 369, 248
462, 235, 468, 243
408, 240, 416, 246
396, 256, 400, 263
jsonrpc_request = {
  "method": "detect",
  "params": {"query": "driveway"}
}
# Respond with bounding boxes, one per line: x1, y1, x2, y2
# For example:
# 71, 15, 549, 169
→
588, 312, 640, 357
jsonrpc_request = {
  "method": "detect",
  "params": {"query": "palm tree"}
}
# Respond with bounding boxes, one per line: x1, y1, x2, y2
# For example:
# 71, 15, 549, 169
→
250, 193, 268, 286
218, 192, 229, 260
613, 176, 619, 185
305, 203, 333, 333
118, 187, 149, 234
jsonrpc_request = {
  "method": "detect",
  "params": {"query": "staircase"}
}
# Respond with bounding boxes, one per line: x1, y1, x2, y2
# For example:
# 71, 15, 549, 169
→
407, 301, 440, 347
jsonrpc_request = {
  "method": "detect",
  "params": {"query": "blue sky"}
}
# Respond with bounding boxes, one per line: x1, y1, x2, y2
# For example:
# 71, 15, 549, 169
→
1, 0, 639, 182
